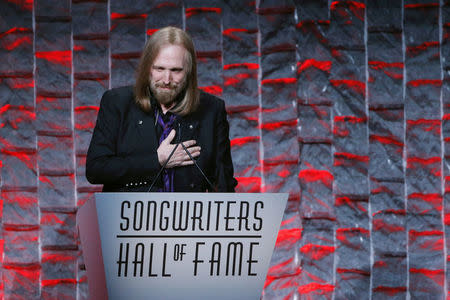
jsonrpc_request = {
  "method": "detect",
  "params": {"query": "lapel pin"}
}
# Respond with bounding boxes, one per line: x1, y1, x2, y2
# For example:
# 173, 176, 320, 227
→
189, 124, 193, 129
138, 120, 143, 125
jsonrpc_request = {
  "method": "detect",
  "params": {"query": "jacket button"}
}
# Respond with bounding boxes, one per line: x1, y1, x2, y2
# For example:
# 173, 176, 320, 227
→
190, 183, 195, 189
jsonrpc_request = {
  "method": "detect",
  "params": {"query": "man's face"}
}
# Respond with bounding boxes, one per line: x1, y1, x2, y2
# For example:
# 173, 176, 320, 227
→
149, 44, 188, 107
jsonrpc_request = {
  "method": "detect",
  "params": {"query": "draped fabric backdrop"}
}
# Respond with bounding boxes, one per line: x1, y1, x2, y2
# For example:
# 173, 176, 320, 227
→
1, 0, 449, 299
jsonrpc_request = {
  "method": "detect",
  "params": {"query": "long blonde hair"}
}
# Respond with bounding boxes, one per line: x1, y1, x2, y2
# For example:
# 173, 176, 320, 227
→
134, 26, 199, 116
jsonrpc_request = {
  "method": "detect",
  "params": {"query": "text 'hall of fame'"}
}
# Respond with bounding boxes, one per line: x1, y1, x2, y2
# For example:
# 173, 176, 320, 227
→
116, 199, 265, 278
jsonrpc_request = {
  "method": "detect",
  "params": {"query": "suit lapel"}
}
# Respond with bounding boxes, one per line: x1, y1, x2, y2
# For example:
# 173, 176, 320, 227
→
131, 102, 201, 149
177, 116, 199, 142
132, 104, 159, 149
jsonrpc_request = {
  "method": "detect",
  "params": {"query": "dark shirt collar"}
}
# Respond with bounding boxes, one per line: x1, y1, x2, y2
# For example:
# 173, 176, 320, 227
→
155, 102, 176, 122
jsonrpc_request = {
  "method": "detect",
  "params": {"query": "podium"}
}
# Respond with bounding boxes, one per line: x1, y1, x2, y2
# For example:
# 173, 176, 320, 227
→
77, 193, 288, 300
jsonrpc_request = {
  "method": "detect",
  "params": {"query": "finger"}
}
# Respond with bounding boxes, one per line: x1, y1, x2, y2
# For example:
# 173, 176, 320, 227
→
180, 160, 195, 166
174, 148, 189, 157
180, 148, 199, 159
181, 140, 197, 147
163, 129, 176, 144
189, 150, 201, 158
182, 151, 200, 161
186, 146, 201, 152
185, 147, 200, 155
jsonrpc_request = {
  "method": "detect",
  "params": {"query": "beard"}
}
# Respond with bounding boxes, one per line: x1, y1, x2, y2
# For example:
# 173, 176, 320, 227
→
149, 77, 187, 107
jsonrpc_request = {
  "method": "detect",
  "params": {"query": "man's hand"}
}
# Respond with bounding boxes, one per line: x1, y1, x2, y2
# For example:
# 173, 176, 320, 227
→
157, 129, 201, 168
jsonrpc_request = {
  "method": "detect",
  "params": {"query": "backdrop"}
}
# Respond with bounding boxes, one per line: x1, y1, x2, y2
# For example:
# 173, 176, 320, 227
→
1, 0, 449, 299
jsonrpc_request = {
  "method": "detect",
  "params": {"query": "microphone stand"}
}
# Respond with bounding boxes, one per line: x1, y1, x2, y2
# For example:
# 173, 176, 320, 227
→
147, 143, 179, 192
147, 122, 216, 192
180, 142, 217, 192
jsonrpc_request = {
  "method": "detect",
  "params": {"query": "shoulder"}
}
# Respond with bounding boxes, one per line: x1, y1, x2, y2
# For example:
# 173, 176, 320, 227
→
100, 85, 135, 111
198, 90, 226, 112
101, 85, 134, 102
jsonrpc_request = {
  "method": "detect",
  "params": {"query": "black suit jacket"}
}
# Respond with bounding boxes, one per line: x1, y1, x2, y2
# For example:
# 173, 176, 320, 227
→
86, 86, 237, 192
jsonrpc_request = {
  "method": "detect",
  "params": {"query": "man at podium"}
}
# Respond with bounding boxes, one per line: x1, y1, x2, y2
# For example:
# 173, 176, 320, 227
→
85, 27, 237, 193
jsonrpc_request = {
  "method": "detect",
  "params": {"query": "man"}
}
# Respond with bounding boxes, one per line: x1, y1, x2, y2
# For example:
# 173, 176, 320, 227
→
86, 26, 237, 192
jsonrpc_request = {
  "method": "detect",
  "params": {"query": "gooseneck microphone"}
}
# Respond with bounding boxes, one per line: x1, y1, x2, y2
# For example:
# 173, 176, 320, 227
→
147, 142, 179, 192
175, 122, 216, 192
147, 121, 216, 192
179, 142, 216, 192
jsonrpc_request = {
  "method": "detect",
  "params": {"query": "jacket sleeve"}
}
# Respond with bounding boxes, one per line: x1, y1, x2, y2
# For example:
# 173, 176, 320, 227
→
214, 100, 238, 192
85, 89, 161, 186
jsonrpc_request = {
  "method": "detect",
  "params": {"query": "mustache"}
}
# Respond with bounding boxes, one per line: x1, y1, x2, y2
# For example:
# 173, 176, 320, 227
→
155, 82, 177, 89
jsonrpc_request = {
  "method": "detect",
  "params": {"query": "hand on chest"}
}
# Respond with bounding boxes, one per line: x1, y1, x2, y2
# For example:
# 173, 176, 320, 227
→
116, 111, 211, 158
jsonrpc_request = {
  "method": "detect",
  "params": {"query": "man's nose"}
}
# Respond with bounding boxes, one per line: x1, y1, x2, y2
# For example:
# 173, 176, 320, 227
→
162, 71, 172, 83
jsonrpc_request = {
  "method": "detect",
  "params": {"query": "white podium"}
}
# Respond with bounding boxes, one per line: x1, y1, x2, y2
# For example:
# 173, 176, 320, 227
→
77, 193, 288, 300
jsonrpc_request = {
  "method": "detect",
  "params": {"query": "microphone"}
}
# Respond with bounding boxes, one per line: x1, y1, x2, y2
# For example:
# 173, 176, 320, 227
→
147, 142, 179, 192
179, 142, 217, 192
147, 112, 181, 192
147, 121, 216, 192
147, 118, 182, 192
176, 121, 216, 192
